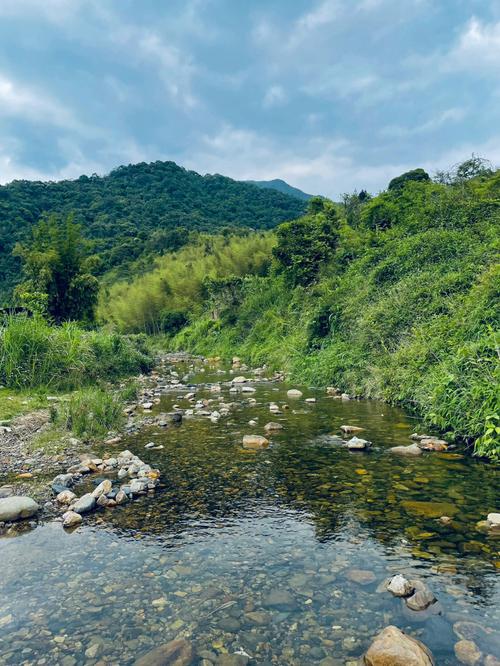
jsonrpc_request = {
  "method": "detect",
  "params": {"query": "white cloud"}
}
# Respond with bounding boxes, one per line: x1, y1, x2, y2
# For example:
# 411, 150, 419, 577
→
380, 107, 467, 138
263, 85, 286, 108
447, 17, 500, 70
0, 73, 80, 130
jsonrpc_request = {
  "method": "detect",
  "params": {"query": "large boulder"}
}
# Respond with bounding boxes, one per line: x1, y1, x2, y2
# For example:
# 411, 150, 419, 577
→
134, 639, 193, 666
0, 496, 39, 522
364, 625, 434, 665
242, 435, 269, 449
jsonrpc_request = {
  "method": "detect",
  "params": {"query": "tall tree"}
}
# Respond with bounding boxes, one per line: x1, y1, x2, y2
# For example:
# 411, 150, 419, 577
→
13, 213, 99, 323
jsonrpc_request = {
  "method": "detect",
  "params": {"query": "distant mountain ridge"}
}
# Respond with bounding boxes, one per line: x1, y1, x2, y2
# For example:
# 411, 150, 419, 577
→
245, 178, 314, 201
0, 160, 306, 302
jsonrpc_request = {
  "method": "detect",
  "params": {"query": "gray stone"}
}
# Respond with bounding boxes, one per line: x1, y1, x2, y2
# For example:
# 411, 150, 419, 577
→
72, 493, 96, 514
405, 580, 437, 611
0, 496, 39, 522
390, 444, 423, 456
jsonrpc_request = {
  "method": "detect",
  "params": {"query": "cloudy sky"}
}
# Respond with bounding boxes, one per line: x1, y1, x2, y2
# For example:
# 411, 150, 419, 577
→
0, 0, 499, 197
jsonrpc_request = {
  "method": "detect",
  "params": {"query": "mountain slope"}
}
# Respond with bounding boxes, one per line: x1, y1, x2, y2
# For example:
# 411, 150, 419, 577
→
0, 161, 306, 302
246, 178, 314, 201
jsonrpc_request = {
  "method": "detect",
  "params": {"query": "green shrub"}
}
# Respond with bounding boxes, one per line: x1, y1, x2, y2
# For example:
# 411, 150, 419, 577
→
53, 387, 123, 439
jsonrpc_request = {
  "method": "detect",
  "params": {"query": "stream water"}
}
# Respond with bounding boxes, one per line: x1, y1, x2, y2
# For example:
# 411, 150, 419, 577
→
1, 361, 499, 665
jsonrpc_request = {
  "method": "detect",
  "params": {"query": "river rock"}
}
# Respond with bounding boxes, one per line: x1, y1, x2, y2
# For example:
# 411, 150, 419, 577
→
287, 389, 303, 398
115, 490, 128, 504
402, 500, 457, 518
134, 638, 193, 666
217, 655, 249, 666
129, 479, 148, 494
0, 485, 14, 498
454, 640, 482, 665
486, 513, 500, 527
364, 625, 434, 665
347, 437, 371, 450
232, 376, 247, 384
387, 574, 414, 597
242, 435, 269, 449
262, 589, 296, 610
56, 490, 77, 504
62, 511, 83, 528
346, 568, 376, 585
264, 422, 283, 432
417, 438, 448, 452
341, 425, 364, 433
72, 493, 96, 514
0, 496, 39, 522
405, 580, 436, 611
390, 444, 423, 456
245, 611, 271, 626
51, 473, 75, 492
92, 479, 112, 498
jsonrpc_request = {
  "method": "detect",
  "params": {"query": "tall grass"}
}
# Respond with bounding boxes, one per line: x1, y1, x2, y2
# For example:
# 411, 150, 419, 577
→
53, 387, 124, 439
0, 316, 153, 390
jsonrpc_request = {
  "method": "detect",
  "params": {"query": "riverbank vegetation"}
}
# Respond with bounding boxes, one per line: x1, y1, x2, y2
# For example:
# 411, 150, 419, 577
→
98, 158, 499, 458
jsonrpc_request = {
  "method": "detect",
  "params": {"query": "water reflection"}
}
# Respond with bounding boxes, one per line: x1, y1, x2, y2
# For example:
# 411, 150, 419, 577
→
0, 364, 499, 664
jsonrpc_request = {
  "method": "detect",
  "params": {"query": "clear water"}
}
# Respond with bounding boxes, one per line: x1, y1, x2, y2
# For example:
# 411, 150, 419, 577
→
1, 363, 499, 665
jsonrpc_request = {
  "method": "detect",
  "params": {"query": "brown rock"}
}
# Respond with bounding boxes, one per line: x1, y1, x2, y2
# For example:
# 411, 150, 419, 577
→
364, 625, 434, 665
454, 640, 482, 665
346, 569, 376, 585
340, 425, 364, 433
242, 435, 269, 449
134, 639, 193, 666
417, 438, 448, 452
389, 444, 423, 457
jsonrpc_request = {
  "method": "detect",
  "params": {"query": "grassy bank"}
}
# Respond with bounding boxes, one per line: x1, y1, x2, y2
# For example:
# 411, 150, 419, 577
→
0, 316, 153, 391
162, 174, 499, 459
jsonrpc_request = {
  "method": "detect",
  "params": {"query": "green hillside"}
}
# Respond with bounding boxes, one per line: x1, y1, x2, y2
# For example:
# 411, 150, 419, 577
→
101, 163, 500, 458
246, 178, 314, 201
0, 160, 306, 303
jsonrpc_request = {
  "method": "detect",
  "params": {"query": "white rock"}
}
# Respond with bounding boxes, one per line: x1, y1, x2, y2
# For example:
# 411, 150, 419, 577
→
347, 437, 372, 450
387, 574, 415, 597
0, 496, 39, 522
287, 389, 303, 398
487, 513, 500, 526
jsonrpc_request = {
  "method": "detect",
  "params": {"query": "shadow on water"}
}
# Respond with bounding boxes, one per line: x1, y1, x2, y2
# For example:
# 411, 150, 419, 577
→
0, 362, 499, 664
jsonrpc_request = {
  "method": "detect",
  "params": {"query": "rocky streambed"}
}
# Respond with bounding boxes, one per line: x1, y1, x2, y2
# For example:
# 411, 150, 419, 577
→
0, 356, 499, 665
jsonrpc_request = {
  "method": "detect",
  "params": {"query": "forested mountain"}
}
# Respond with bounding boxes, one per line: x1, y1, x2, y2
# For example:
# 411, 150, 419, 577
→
0, 160, 306, 302
246, 178, 314, 201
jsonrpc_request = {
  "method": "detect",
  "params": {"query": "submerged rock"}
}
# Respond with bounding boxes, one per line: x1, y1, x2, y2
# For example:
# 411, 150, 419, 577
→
134, 638, 193, 666
454, 640, 482, 665
402, 500, 457, 518
340, 425, 364, 433
364, 625, 434, 665
264, 422, 283, 432
242, 435, 269, 449
389, 444, 423, 456
0, 496, 39, 522
346, 568, 376, 585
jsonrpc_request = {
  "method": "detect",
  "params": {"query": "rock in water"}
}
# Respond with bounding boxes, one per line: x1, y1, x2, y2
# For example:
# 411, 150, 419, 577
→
264, 422, 283, 432
389, 444, 423, 456
0, 496, 39, 522
405, 581, 437, 611
62, 511, 83, 528
72, 493, 96, 514
417, 438, 448, 451
92, 479, 112, 498
134, 638, 193, 666
340, 425, 364, 433
287, 389, 303, 398
364, 625, 434, 665
387, 574, 414, 597
487, 513, 500, 527
56, 490, 77, 504
347, 436, 371, 450
242, 435, 269, 449
454, 640, 482, 665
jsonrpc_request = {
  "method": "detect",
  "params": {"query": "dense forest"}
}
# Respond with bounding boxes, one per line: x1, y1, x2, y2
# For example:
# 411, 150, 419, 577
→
100, 159, 500, 459
0, 160, 306, 302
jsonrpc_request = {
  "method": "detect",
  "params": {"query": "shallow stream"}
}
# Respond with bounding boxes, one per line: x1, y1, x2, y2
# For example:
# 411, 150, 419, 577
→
1, 361, 499, 664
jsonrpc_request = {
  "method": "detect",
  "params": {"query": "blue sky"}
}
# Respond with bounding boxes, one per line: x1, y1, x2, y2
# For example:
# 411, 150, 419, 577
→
0, 0, 499, 197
